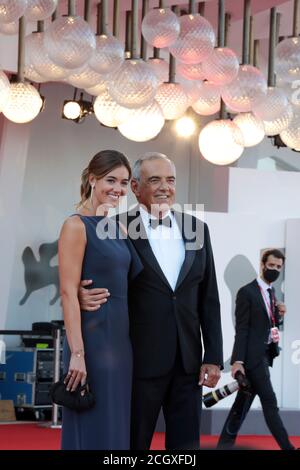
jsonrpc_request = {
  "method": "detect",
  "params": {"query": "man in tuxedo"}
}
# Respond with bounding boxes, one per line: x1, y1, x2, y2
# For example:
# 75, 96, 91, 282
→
79, 153, 223, 450
217, 249, 295, 450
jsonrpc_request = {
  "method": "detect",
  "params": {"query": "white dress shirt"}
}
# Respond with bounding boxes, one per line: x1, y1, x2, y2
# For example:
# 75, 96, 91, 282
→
257, 276, 274, 343
257, 276, 273, 320
139, 206, 185, 291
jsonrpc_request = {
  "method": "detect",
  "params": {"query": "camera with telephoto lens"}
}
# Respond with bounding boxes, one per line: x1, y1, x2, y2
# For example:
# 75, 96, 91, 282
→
202, 371, 252, 408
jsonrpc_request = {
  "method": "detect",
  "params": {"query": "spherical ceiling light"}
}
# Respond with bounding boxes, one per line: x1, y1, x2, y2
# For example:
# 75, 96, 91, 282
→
85, 79, 107, 96
2, 82, 43, 123
199, 119, 245, 165
175, 115, 196, 138
233, 112, 265, 147
252, 87, 289, 121
169, 14, 215, 65
0, 19, 18, 34
181, 80, 204, 105
277, 79, 300, 107
192, 81, 221, 116
0, 70, 10, 110
108, 59, 158, 109
44, 15, 96, 70
147, 58, 169, 84
0, 0, 27, 24
68, 64, 103, 88
118, 100, 165, 142
280, 110, 300, 149
141, 8, 180, 48
263, 104, 293, 136
275, 36, 300, 83
94, 90, 128, 128
222, 64, 267, 113
289, 83, 300, 108
24, 62, 47, 83
155, 82, 189, 120
26, 32, 69, 80
89, 33, 124, 76
177, 61, 206, 81
25, 0, 57, 21
202, 47, 239, 86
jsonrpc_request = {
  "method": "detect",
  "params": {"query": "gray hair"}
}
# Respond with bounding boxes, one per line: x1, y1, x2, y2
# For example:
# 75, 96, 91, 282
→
132, 152, 175, 180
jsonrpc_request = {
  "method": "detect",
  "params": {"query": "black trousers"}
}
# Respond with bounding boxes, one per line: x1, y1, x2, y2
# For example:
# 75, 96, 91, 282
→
130, 349, 201, 450
217, 353, 294, 450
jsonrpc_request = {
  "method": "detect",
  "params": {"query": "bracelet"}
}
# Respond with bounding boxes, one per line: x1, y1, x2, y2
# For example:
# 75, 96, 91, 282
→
72, 349, 85, 358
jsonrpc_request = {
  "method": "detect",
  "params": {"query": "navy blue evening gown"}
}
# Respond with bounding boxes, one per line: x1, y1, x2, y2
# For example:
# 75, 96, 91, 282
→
61, 215, 142, 450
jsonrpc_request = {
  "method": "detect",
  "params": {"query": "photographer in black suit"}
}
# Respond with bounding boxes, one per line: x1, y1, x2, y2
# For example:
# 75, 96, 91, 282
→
79, 153, 223, 450
217, 249, 295, 450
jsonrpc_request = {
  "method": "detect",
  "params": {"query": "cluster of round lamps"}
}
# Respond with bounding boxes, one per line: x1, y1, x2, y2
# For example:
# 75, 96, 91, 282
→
0, 1, 300, 165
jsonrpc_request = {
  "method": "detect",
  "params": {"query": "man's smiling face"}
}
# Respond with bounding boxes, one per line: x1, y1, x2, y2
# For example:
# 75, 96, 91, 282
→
131, 158, 176, 216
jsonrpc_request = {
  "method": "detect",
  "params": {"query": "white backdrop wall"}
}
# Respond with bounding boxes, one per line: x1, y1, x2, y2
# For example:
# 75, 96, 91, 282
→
283, 219, 300, 409
228, 167, 300, 216
210, 167, 300, 410
204, 212, 286, 408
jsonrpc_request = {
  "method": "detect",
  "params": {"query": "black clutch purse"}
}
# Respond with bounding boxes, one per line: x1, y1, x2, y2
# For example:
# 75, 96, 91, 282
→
50, 375, 95, 411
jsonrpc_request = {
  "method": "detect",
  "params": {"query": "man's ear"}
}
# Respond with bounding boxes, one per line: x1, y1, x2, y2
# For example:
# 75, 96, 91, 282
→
131, 178, 140, 196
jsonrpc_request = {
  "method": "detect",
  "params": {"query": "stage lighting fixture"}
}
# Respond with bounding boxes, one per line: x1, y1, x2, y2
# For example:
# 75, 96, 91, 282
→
62, 89, 93, 123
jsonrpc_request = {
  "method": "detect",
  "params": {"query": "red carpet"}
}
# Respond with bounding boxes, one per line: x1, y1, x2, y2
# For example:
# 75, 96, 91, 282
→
0, 424, 299, 450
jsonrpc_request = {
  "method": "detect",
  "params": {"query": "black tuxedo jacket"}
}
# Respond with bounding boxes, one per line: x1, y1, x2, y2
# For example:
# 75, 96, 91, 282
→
231, 279, 281, 370
122, 209, 223, 379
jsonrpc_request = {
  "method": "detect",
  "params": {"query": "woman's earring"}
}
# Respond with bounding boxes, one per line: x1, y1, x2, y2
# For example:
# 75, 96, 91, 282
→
90, 183, 95, 208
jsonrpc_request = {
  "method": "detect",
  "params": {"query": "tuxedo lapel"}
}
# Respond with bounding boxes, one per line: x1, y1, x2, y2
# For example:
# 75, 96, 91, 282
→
173, 211, 196, 291
127, 211, 172, 290
253, 280, 272, 324
175, 250, 196, 290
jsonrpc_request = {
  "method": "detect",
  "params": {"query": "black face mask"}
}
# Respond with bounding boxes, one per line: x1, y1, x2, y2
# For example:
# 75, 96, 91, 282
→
263, 268, 280, 283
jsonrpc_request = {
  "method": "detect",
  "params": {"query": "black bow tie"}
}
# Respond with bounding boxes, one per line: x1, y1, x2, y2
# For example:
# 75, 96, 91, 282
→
149, 216, 172, 230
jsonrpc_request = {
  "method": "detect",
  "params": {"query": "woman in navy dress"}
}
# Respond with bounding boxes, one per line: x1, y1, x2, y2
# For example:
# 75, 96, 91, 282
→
58, 150, 142, 450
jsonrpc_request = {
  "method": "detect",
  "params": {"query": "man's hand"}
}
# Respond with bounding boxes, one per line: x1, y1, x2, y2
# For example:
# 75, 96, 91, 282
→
199, 364, 221, 388
78, 280, 110, 311
231, 362, 245, 379
276, 301, 286, 317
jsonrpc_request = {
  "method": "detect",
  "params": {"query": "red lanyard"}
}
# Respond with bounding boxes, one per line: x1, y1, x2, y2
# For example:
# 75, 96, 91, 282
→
259, 286, 275, 326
